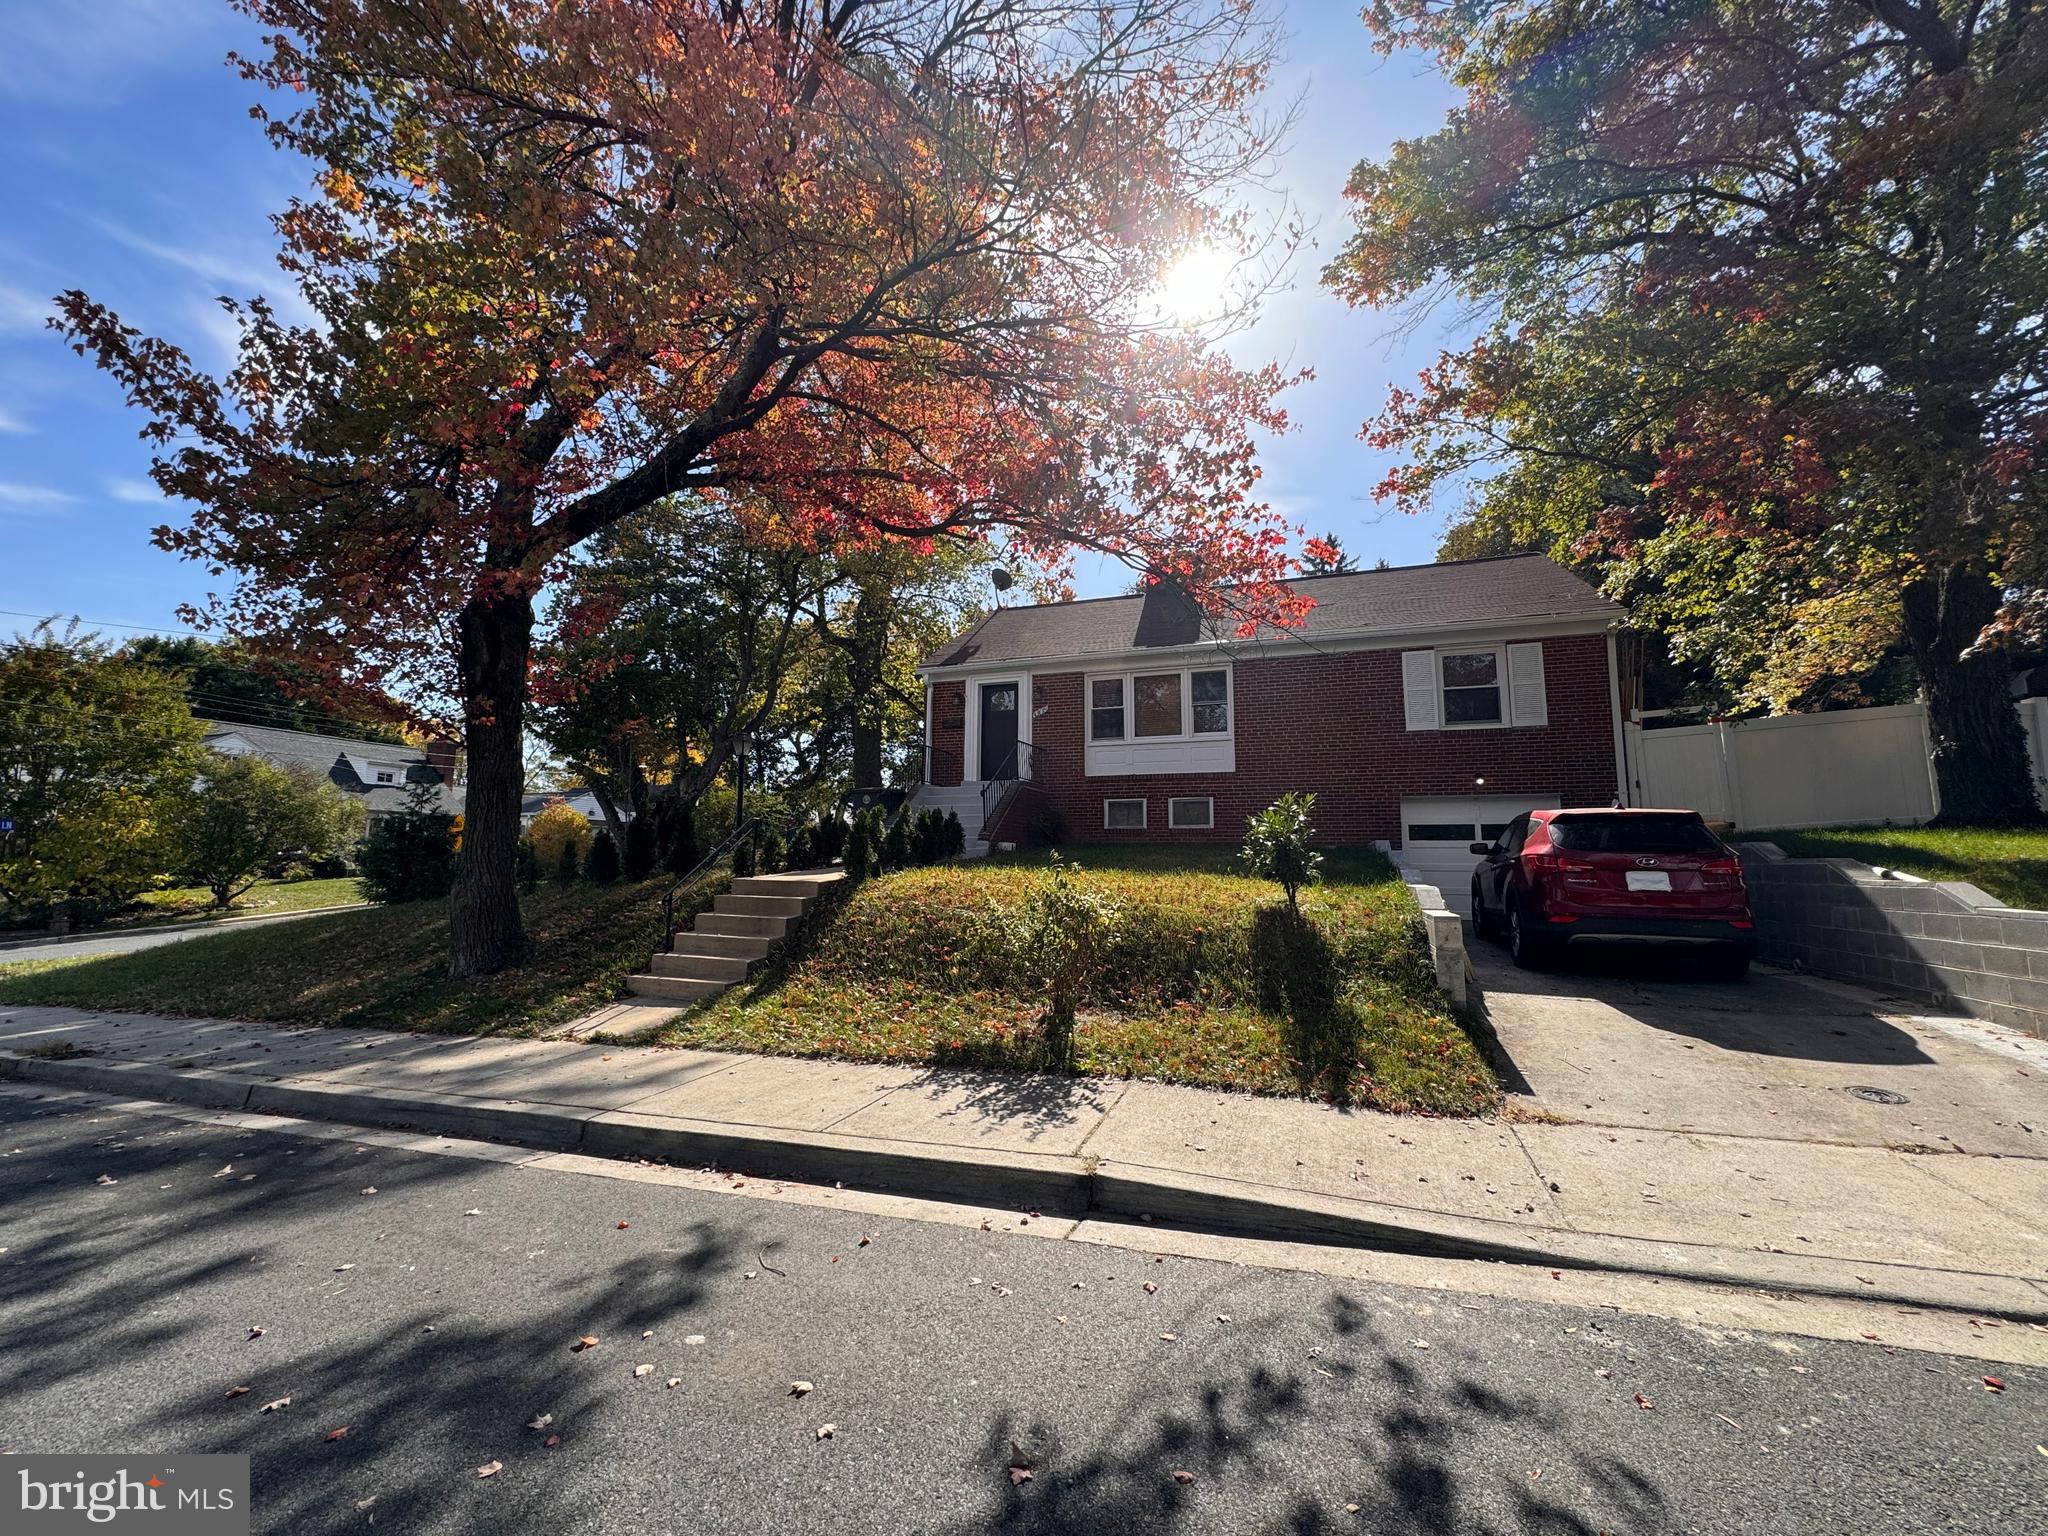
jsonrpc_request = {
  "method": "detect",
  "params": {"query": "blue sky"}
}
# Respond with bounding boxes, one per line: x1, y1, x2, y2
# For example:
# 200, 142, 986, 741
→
0, 2, 1471, 638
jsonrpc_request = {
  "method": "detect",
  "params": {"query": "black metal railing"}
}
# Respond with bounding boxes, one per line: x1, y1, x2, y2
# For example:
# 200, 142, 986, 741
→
658, 809, 818, 952
979, 738, 1038, 842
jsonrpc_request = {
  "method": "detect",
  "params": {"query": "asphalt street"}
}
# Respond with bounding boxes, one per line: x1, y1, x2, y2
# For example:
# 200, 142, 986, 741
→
0, 907, 351, 963
0, 1091, 2039, 1535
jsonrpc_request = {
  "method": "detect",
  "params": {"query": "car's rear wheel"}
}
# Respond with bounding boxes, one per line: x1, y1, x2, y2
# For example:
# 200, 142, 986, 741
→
1704, 945, 1752, 982
1507, 905, 1549, 970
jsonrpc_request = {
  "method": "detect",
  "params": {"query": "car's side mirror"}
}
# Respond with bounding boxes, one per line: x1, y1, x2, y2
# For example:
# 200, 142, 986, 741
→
1469, 842, 1492, 856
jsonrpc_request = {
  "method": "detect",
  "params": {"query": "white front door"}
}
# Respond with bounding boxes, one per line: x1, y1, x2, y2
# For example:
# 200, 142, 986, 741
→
1398, 794, 1561, 915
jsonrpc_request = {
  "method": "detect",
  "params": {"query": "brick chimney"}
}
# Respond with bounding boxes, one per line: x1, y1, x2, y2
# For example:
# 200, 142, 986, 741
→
425, 736, 462, 785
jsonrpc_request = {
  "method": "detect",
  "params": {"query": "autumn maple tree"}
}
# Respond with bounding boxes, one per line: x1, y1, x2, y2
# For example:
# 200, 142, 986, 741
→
59, 0, 1306, 976
1326, 0, 2048, 823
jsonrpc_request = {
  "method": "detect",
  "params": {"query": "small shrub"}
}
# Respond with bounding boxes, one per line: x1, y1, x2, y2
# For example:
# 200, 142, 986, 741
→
585, 829, 621, 884
786, 824, 816, 871
1242, 792, 1323, 913
358, 783, 458, 904
732, 824, 758, 879
528, 802, 593, 872
881, 809, 913, 871
516, 836, 540, 895
310, 852, 357, 879
814, 812, 848, 864
660, 799, 700, 875
554, 839, 580, 886
1003, 854, 1121, 1070
942, 810, 965, 858
623, 814, 657, 881
756, 823, 785, 873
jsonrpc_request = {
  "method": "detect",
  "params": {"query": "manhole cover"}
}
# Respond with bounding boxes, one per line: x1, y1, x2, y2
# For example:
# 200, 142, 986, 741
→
1848, 1086, 1909, 1105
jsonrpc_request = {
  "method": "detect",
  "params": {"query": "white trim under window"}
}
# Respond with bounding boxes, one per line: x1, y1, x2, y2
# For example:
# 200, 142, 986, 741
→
1167, 796, 1214, 830
1103, 797, 1148, 831
1086, 663, 1231, 744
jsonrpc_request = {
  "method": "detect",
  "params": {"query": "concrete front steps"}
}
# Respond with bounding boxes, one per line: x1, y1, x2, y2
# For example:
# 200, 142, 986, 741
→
909, 783, 993, 857
626, 869, 844, 1006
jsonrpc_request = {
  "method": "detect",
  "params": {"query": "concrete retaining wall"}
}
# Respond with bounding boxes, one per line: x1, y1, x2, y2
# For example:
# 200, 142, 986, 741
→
1379, 844, 1469, 1012
1737, 842, 2048, 1039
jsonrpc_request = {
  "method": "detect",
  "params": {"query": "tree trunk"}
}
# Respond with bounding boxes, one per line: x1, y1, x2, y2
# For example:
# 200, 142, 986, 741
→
849, 580, 892, 787
449, 587, 535, 978
1901, 562, 2043, 827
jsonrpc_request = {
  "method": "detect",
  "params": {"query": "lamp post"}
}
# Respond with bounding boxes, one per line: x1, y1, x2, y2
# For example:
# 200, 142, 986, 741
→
734, 729, 751, 835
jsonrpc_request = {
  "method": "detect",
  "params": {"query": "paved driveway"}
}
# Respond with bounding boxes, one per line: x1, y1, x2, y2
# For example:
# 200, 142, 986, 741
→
1466, 936, 2048, 1159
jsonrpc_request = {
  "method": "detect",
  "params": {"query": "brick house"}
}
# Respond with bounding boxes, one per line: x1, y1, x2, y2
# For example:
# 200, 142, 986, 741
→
912, 554, 1627, 909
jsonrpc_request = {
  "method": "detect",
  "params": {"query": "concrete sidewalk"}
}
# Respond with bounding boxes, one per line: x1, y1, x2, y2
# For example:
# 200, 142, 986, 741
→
1, 998, 2044, 1321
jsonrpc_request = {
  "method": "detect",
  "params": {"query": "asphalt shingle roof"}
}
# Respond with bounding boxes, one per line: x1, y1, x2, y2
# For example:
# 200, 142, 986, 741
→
921, 554, 1620, 670
198, 721, 462, 816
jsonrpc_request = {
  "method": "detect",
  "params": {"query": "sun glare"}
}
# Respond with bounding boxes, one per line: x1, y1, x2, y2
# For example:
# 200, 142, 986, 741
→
1153, 243, 1236, 327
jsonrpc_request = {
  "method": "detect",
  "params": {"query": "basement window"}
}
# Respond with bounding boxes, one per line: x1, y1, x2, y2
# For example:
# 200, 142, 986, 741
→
1167, 797, 1214, 830
1103, 798, 1148, 831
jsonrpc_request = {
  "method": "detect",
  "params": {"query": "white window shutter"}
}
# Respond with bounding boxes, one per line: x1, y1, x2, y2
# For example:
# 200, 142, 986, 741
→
1507, 642, 1548, 727
1401, 650, 1439, 731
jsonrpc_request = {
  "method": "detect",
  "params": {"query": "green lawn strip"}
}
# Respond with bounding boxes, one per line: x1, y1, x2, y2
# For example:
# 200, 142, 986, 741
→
1745, 825, 2048, 911
127, 876, 369, 925
660, 845, 1497, 1114
0, 875, 728, 1037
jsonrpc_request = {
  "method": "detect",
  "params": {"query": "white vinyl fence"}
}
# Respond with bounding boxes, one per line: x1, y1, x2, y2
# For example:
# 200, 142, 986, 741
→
1624, 697, 2048, 830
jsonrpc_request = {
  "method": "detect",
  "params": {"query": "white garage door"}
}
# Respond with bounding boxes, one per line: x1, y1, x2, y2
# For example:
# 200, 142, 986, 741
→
1398, 795, 1560, 916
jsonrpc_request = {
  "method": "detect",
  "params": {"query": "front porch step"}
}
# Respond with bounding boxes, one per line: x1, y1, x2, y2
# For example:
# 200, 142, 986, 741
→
731, 872, 841, 898
714, 892, 812, 919
670, 931, 775, 961
648, 951, 751, 982
624, 974, 730, 1003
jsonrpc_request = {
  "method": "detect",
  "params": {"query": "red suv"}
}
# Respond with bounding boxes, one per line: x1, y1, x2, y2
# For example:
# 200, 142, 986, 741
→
1468, 808, 1755, 978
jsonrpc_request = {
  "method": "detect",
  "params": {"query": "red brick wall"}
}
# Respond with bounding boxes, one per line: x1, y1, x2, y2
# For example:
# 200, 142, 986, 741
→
929, 679, 966, 787
1012, 633, 1617, 846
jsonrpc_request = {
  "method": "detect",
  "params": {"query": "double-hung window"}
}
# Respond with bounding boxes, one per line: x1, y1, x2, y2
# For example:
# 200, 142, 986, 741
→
1089, 665, 1231, 741
1439, 649, 1503, 725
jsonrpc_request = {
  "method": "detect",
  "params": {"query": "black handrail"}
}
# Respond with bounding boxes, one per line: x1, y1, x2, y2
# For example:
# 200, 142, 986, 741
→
658, 810, 814, 952
979, 738, 1037, 841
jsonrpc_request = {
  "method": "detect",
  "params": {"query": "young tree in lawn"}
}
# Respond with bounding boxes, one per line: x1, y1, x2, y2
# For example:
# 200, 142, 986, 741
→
0, 624, 202, 929
1325, 0, 2048, 824
181, 754, 365, 907
59, 0, 1307, 976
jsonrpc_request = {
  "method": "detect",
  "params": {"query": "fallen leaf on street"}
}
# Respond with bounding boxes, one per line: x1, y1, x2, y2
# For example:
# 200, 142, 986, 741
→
528, 1414, 553, 1431
1634, 1394, 1655, 1411
616, 1221, 630, 1230
859, 1234, 872, 1247
248, 1327, 267, 1340
260, 1397, 291, 1414
1595, 1368, 1612, 1379
463, 1208, 482, 1217
1143, 1282, 1158, 1295
685, 1334, 706, 1346
225, 1385, 250, 1398
573, 1336, 599, 1352
1009, 1465, 1033, 1485
1172, 1470, 1194, 1484
633, 1364, 654, 1378
360, 1187, 377, 1196
544, 1434, 561, 1448
326, 1427, 348, 1442
95, 1174, 117, 1186
1716, 1414, 1742, 1430
213, 1165, 233, 1178
816, 1424, 837, 1440
790, 1381, 814, 1396
1159, 1333, 1178, 1342
1216, 1314, 1232, 1324
1983, 1377, 2006, 1392
476, 1460, 502, 1479
666, 1378, 681, 1388
1411, 1340, 1431, 1350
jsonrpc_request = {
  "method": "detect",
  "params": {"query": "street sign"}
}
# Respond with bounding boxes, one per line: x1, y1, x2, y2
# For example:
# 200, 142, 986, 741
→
0, 818, 13, 833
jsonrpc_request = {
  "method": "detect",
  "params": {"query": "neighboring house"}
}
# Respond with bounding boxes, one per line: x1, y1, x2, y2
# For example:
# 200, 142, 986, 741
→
519, 788, 628, 828
914, 554, 1627, 909
199, 721, 464, 822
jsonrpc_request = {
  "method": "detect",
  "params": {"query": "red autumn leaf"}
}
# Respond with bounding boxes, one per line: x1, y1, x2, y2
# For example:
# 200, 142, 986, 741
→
1172, 1469, 1195, 1484
224, 1385, 251, 1399
544, 1434, 561, 1448
616, 1221, 630, 1230
1008, 1466, 1033, 1485
1634, 1393, 1655, 1411
326, 1427, 349, 1442
572, 1335, 599, 1352
1983, 1377, 2006, 1392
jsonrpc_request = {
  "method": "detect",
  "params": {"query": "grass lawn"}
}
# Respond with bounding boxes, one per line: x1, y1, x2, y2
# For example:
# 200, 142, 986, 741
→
125, 876, 368, 926
0, 876, 726, 1036
658, 844, 1498, 1115
1746, 825, 2048, 910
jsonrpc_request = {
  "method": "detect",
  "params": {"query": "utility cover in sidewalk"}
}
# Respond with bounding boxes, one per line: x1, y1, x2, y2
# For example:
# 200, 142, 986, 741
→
1849, 1086, 1910, 1105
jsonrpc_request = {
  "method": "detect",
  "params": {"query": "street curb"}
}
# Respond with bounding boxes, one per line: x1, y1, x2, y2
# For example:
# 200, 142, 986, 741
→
4, 1048, 2044, 1323
0, 903, 371, 954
